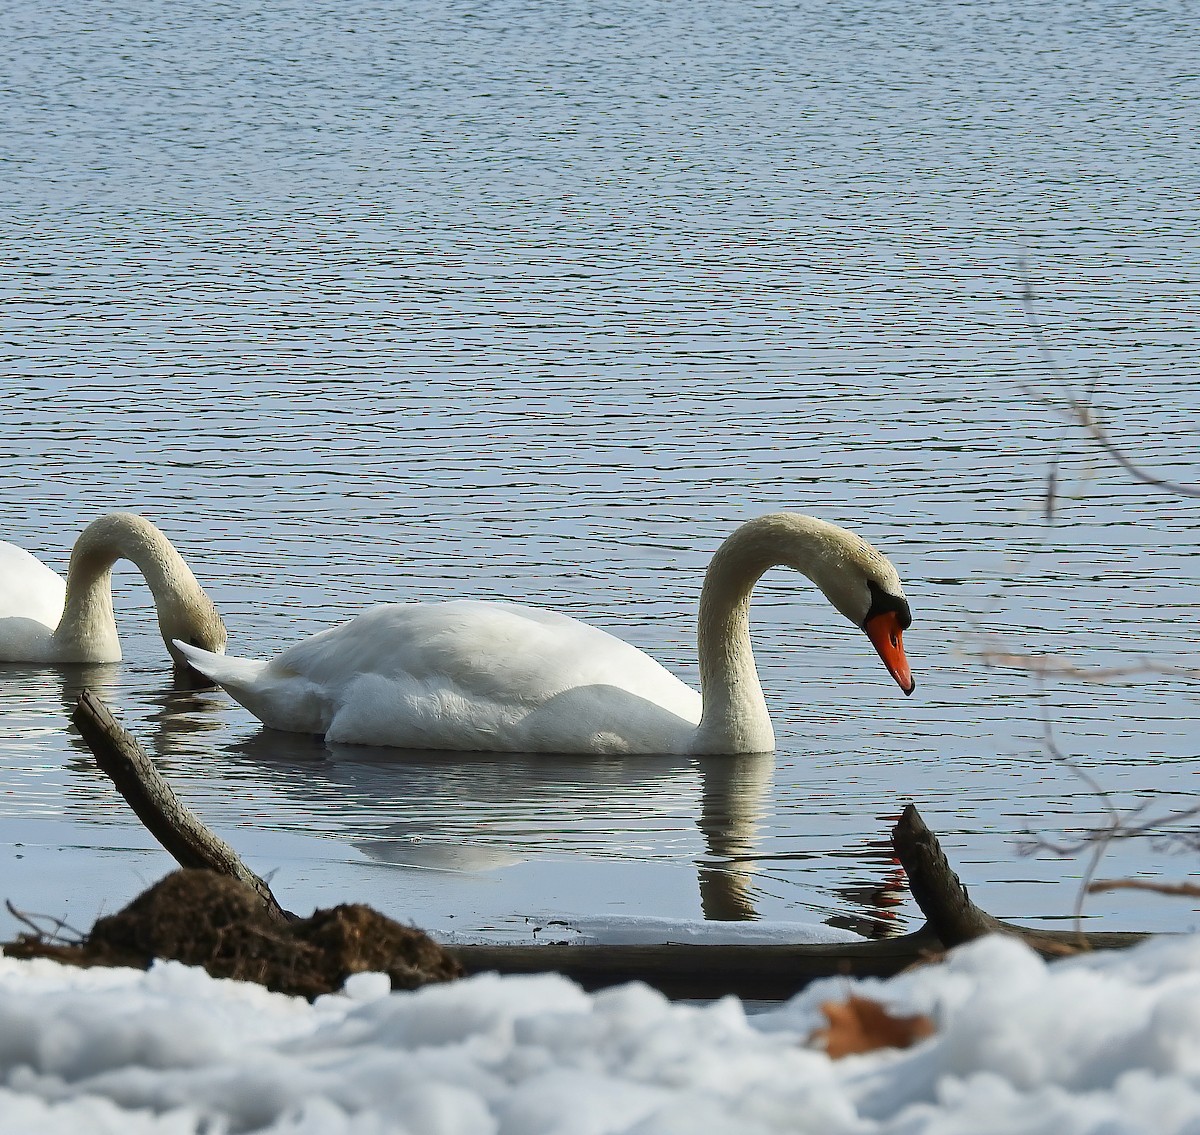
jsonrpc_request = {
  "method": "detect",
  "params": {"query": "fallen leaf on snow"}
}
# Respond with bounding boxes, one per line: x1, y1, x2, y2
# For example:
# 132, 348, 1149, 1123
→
811, 994, 936, 1059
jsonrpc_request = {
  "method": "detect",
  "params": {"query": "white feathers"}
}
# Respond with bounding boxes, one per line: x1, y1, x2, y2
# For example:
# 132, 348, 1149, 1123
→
177, 513, 912, 756
178, 601, 703, 754
0, 541, 71, 661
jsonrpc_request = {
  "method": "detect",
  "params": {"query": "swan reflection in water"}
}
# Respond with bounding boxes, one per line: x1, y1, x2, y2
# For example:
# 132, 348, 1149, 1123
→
825, 827, 910, 939
49, 675, 904, 931
45, 671, 775, 917
228, 728, 778, 921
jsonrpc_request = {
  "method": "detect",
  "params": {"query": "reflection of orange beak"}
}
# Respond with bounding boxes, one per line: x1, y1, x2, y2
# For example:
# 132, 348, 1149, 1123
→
864, 611, 916, 695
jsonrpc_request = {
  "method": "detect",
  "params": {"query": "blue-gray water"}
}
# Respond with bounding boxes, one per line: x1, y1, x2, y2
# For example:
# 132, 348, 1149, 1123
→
1, 0, 1197, 943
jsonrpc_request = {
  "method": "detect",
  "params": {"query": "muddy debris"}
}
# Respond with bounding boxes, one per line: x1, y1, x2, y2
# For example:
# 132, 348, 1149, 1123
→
4, 868, 463, 1000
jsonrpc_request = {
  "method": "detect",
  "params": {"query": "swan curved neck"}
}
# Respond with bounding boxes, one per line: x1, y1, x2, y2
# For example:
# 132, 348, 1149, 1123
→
52, 514, 207, 662
692, 515, 837, 755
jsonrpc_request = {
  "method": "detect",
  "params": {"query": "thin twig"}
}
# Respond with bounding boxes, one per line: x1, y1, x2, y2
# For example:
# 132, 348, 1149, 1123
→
1070, 398, 1200, 498
1023, 800, 1200, 858
1018, 699, 1200, 925
4, 900, 85, 944
978, 645, 1200, 684
1018, 265, 1200, 498
1044, 452, 1060, 522
1088, 878, 1200, 898
1031, 678, 1120, 939
996, 269, 1200, 929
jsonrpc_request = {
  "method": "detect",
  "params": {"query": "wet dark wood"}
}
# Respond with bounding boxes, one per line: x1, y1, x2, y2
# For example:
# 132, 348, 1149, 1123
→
71, 689, 293, 924
890, 803, 1148, 955
891, 803, 1005, 946
449, 928, 945, 1000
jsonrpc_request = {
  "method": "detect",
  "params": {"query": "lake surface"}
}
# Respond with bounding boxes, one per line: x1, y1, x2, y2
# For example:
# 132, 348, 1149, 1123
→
1, 0, 1197, 944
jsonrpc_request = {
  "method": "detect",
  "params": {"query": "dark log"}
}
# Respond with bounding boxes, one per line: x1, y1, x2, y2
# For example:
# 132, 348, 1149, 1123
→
450, 807, 1147, 996
448, 929, 945, 1000
70, 690, 293, 924
891, 804, 1005, 946
891, 803, 1147, 955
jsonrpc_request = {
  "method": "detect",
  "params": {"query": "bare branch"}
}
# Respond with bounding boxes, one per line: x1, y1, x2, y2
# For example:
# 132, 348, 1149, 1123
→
1029, 681, 1121, 935
1021, 800, 1200, 862
70, 690, 293, 924
997, 270, 1200, 927
1088, 878, 1200, 898
978, 645, 1200, 684
1069, 398, 1200, 498
1043, 453, 1060, 522
4, 900, 85, 945
1017, 265, 1200, 498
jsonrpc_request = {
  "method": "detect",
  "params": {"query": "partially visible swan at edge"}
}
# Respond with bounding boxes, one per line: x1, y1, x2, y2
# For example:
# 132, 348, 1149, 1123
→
0, 512, 227, 672
177, 513, 914, 755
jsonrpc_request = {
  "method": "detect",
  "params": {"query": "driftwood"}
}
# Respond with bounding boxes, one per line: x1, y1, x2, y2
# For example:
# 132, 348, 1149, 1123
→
71, 689, 292, 924
890, 802, 1004, 946
448, 934, 946, 1000
889, 804, 1143, 957
9, 690, 1151, 1000
7, 693, 463, 999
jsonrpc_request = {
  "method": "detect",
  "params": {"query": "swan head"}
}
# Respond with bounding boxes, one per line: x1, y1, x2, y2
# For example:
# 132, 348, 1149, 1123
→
160, 593, 228, 674
734, 513, 914, 696
797, 524, 914, 696
860, 580, 915, 696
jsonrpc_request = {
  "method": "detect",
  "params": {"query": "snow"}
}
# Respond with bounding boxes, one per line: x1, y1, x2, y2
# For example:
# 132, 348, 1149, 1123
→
3, 933, 1200, 1133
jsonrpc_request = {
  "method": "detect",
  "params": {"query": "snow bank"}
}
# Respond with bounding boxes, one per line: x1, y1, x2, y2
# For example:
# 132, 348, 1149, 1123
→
3, 934, 1200, 1133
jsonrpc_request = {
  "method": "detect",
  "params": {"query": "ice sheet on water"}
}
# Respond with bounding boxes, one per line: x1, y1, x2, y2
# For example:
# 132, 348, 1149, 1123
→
432, 913, 859, 947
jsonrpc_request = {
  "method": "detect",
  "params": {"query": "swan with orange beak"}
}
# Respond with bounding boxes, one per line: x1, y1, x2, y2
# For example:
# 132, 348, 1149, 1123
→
179, 512, 915, 756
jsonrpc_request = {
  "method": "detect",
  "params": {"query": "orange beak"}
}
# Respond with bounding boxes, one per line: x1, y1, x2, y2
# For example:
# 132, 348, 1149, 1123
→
864, 610, 916, 695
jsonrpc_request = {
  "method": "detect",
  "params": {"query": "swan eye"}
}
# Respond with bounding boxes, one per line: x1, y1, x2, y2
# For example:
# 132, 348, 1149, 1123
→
864, 581, 912, 631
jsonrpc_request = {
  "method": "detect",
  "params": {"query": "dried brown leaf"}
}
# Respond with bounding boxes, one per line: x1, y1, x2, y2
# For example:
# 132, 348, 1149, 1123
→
811, 994, 936, 1059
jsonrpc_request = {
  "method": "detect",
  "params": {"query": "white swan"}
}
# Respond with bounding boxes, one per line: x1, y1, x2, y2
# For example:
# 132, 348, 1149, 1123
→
0, 512, 227, 670
177, 513, 914, 755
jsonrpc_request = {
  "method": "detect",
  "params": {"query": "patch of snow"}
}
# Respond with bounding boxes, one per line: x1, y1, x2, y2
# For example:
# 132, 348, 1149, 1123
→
2, 934, 1199, 1133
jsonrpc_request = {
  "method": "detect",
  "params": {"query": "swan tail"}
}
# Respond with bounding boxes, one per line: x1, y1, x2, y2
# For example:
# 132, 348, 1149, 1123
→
174, 639, 333, 735
174, 640, 269, 689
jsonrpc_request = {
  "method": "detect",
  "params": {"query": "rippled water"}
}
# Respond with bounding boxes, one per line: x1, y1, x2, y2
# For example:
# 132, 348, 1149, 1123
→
1, 0, 1198, 943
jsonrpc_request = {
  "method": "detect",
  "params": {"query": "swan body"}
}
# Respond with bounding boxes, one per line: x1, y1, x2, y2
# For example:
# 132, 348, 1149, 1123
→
0, 512, 227, 669
184, 601, 705, 753
179, 513, 915, 755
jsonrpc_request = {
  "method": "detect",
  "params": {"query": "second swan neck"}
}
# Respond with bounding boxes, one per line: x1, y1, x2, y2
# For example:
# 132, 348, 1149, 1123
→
53, 513, 220, 664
